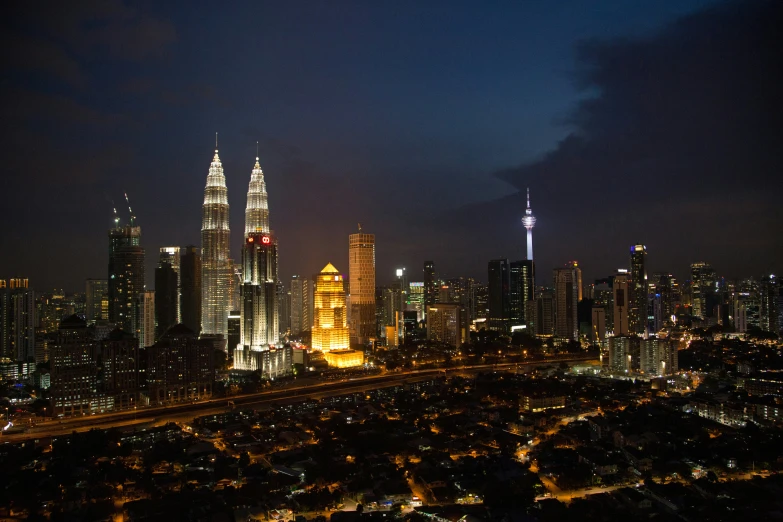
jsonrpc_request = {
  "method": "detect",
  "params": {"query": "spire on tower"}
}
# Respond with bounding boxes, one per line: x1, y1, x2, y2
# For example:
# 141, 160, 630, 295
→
527, 187, 531, 209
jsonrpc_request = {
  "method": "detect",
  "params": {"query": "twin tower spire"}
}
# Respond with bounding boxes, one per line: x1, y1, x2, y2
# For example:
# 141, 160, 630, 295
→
200, 140, 272, 338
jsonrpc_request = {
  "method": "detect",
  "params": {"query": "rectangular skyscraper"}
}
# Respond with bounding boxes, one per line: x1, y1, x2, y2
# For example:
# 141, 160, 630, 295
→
488, 259, 510, 333
108, 225, 144, 333
349, 231, 376, 347
85, 279, 108, 323
553, 265, 579, 341
424, 261, 437, 311
629, 244, 648, 335
510, 260, 535, 330
0, 279, 35, 361
613, 271, 630, 336
290, 275, 311, 336
155, 251, 179, 339
690, 262, 716, 320
180, 246, 201, 335
160, 247, 181, 322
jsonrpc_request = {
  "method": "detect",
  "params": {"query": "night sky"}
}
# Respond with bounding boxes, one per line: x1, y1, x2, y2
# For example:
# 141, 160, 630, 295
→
1, 0, 780, 292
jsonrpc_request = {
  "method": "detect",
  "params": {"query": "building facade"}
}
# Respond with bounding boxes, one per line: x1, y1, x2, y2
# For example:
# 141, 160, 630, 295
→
488, 259, 510, 333
348, 231, 376, 347
290, 275, 311, 336
85, 279, 108, 323
553, 265, 579, 341
312, 263, 350, 353
155, 251, 179, 339
108, 225, 144, 334
201, 148, 231, 339
180, 245, 202, 335
426, 303, 467, 347
629, 244, 648, 335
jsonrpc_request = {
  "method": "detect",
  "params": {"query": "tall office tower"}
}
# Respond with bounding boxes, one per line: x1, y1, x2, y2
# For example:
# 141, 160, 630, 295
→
201, 147, 231, 338
276, 281, 291, 337
108, 223, 144, 333
427, 303, 468, 347
690, 262, 717, 320
180, 246, 202, 335
137, 290, 155, 348
593, 278, 614, 330
159, 247, 181, 322
424, 261, 437, 310
85, 279, 108, 323
290, 275, 312, 336
733, 296, 749, 333
155, 250, 179, 339
640, 339, 678, 376
473, 282, 488, 320
521, 188, 536, 261
238, 232, 278, 353
535, 289, 554, 336
591, 306, 606, 342
488, 259, 510, 333
564, 261, 582, 301
348, 231, 376, 346
111, 244, 145, 334
607, 336, 641, 373
651, 273, 675, 330
613, 271, 630, 336
408, 282, 425, 321
311, 263, 350, 352
760, 275, 779, 333
510, 260, 535, 330
553, 265, 579, 341
629, 245, 648, 335
0, 279, 35, 361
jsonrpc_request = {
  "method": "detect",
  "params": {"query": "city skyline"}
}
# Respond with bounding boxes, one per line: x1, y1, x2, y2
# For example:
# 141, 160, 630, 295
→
1, 1, 781, 291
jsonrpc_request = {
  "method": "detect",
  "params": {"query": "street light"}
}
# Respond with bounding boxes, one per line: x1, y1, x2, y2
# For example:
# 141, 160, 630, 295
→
43, 407, 46, 423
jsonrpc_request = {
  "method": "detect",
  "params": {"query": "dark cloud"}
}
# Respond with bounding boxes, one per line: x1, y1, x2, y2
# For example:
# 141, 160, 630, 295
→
480, 0, 783, 281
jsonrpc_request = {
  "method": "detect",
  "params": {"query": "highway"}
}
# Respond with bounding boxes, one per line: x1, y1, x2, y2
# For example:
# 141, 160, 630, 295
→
2, 355, 597, 443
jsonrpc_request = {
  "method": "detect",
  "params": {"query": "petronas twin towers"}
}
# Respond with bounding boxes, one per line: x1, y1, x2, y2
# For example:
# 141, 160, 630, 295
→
201, 145, 280, 369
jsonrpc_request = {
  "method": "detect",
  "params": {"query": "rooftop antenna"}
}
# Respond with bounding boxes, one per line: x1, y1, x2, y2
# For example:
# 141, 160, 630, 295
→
256, 141, 259, 159
215, 132, 218, 150
124, 192, 136, 226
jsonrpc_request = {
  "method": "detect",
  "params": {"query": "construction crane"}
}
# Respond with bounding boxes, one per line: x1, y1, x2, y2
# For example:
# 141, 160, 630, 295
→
124, 192, 136, 226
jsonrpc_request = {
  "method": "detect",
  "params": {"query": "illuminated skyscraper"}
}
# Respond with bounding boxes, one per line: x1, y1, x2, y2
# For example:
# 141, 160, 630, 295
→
137, 290, 155, 348
312, 263, 350, 353
201, 146, 231, 339
629, 244, 648, 335
690, 262, 716, 320
510, 260, 535, 329
521, 188, 536, 261
488, 259, 510, 333
234, 155, 280, 371
108, 223, 144, 333
159, 247, 181, 322
424, 261, 437, 310
349, 230, 376, 346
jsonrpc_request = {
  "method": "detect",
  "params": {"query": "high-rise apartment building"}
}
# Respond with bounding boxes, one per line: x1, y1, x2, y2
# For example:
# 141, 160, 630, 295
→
85, 279, 108, 323
108, 224, 144, 333
349, 231, 376, 346
640, 338, 678, 376
408, 282, 425, 322
0, 279, 35, 361
488, 259, 510, 333
426, 303, 468, 347
146, 324, 215, 405
629, 245, 648, 335
137, 290, 155, 348
155, 251, 178, 339
607, 336, 640, 373
424, 261, 437, 310
613, 271, 630, 336
201, 147, 231, 339
535, 289, 554, 337
553, 265, 579, 341
180, 246, 202, 335
311, 263, 350, 353
691, 262, 717, 320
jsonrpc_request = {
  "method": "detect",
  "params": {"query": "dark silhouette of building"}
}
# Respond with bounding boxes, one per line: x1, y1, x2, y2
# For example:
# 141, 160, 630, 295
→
155, 251, 179, 339
180, 245, 202, 335
146, 324, 214, 406
488, 259, 510, 333
424, 261, 437, 310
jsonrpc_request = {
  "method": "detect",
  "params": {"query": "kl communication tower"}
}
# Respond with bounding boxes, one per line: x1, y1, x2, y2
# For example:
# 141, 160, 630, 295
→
521, 187, 536, 261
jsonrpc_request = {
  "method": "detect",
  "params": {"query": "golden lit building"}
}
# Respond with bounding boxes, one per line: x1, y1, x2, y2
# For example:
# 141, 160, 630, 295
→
311, 263, 350, 353
323, 349, 364, 368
